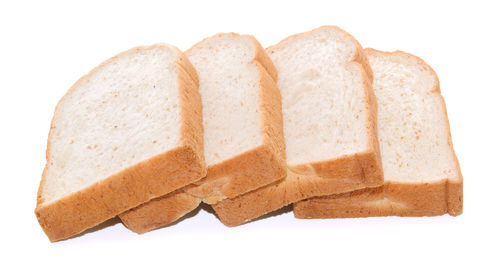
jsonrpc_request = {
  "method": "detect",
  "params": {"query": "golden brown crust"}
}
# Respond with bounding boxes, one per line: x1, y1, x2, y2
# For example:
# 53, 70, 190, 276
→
212, 150, 382, 226
35, 45, 206, 242
255, 61, 287, 168
293, 179, 462, 218
211, 27, 384, 226
176, 51, 206, 178
185, 145, 286, 203
36, 144, 205, 241
252, 38, 278, 82
177, 51, 205, 163
120, 188, 201, 234
293, 49, 463, 219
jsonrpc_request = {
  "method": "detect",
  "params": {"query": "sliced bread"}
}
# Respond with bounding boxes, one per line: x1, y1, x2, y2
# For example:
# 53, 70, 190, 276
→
294, 49, 463, 218
212, 26, 384, 226
35, 44, 206, 241
119, 33, 287, 233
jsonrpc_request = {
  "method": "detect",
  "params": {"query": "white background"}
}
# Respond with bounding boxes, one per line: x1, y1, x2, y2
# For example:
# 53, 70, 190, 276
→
1, 0, 498, 276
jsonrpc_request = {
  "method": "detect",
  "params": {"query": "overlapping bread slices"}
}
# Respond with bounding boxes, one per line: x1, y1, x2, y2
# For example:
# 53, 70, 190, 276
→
212, 26, 384, 226
119, 33, 287, 233
35, 44, 206, 241
294, 49, 463, 218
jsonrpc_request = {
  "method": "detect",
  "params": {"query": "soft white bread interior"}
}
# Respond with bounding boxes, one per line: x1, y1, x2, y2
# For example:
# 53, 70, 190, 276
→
212, 26, 383, 226
119, 33, 287, 233
274, 28, 373, 167
189, 36, 264, 166
36, 44, 206, 241
294, 49, 463, 218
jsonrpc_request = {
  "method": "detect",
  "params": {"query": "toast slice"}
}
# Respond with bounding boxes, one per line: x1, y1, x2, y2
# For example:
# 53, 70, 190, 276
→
119, 33, 287, 233
293, 49, 463, 218
212, 26, 384, 226
35, 44, 206, 241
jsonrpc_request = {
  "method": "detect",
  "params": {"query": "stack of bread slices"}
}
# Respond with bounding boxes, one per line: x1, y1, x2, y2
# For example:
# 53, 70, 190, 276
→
35, 26, 463, 242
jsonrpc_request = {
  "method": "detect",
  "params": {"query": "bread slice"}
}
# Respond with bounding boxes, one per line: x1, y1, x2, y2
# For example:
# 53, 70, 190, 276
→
293, 49, 463, 218
119, 33, 287, 233
35, 44, 206, 241
212, 26, 383, 226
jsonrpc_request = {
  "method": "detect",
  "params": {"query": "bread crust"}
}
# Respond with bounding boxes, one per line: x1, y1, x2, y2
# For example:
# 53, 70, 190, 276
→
212, 26, 384, 227
35, 45, 206, 242
293, 49, 463, 219
120, 188, 201, 234
118, 34, 287, 233
293, 179, 462, 218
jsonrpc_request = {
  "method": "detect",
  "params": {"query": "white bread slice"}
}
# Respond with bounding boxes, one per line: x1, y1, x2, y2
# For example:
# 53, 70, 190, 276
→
35, 44, 206, 241
212, 26, 383, 226
294, 49, 463, 218
119, 33, 287, 233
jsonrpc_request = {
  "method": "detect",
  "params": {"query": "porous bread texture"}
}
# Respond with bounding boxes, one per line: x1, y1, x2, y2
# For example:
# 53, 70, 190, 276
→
275, 27, 372, 167
119, 33, 287, 233
293, 49, 463, 218
212, 26, 383, 226
188, 35, 263, 166
36, 44, 206, 242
